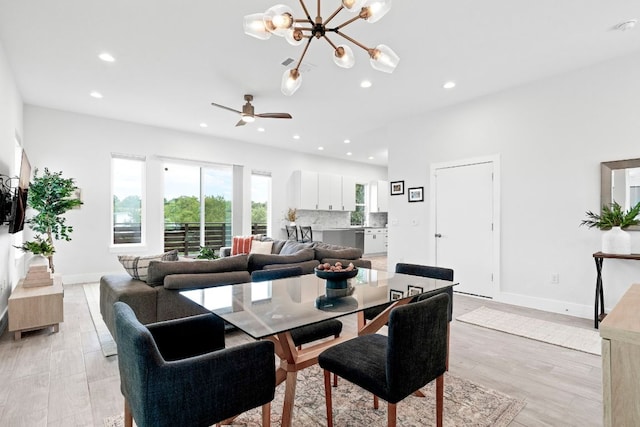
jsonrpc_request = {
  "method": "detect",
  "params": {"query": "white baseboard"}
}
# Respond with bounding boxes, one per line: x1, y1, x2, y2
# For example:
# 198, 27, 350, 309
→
494, 291, 594, 320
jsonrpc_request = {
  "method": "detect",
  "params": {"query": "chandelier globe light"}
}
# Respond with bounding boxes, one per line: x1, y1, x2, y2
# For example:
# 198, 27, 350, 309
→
244, 0, 399, 96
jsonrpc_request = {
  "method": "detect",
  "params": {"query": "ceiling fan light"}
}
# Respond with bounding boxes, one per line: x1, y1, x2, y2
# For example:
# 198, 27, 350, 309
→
333, 45, 355, 68
361, 0, 392, 23
244, 13, 272, 40
369, 44, 399, 73
285, 27, 304, 46
264, 4, 294, 37
281, 69, 302, 96
342, 0, 367, 12
241, 114, 256, 123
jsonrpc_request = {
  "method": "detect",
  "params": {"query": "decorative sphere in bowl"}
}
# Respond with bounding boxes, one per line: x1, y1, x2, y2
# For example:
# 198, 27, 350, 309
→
315, 266, 358, 289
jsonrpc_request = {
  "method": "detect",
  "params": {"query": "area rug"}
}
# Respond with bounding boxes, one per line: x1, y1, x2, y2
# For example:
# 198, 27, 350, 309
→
104, 364, 525, 426
83, 282, 117, 357
457, 306, 601, 356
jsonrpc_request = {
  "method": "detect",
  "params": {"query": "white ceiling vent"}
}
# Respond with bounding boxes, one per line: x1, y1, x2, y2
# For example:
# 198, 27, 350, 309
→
281, 58, 317, 73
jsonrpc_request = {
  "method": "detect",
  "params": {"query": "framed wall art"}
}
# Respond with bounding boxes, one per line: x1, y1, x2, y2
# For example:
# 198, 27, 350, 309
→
390, 180, 404, 195
408, 186, 424, 202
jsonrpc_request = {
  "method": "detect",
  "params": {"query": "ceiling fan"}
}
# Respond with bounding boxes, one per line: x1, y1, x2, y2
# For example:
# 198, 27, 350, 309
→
211, 94, 292, 127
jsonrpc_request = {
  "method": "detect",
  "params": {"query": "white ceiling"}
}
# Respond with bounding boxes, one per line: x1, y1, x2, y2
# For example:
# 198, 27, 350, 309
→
0, 0, 639, 166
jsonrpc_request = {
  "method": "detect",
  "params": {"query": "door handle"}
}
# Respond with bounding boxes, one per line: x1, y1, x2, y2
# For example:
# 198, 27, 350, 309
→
435, 233, 442, 238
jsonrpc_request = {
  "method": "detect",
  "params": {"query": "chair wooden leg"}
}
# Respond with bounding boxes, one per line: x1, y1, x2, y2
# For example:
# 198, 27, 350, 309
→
436, 374, 444, 427
262, 402, 271, 427
324, 369, 334, 427
124, 400, 133, 427
373, 394, 379, 409
446, 323, 450, 371
333, 373, 338, 387
387, 402, 397, 427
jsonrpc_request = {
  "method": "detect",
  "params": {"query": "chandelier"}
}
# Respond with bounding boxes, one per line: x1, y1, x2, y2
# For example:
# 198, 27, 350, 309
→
244, 0, 399, 96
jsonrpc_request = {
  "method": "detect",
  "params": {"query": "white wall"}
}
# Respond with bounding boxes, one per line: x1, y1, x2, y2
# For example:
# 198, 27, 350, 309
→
388, 51, 640, 318
23, 106, 387, 284
0, 40, 24, 330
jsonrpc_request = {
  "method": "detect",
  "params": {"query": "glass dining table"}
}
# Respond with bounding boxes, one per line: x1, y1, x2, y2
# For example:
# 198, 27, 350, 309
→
181, 268, 456, 427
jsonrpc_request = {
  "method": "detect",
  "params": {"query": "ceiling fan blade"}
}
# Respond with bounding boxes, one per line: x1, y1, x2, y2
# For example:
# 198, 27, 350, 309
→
211, 102, 242, 114
255, 112, 293, 119
235, 119, 247, 127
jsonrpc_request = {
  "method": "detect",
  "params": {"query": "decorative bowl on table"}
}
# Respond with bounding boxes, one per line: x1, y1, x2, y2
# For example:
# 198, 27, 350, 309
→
314, 266, 358, 290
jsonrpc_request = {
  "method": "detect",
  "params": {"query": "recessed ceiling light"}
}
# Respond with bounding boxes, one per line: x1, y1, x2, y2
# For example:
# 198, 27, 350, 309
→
90, 91, 103, 99
615, 19, 637, 31
344, 139, 351, 144
293, 134, 300, 140
318, 146, 324, 151
257, 127, 265, 132
360, 80, 372, 88
443, 81, 456, 89
98, 52, 115, 62
368, 156, 374, 160
346, 152, 352, 156
199, 123, 208, 128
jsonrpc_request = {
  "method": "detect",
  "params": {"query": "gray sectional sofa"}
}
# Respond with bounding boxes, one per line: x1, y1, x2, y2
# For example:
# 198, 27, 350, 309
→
100, 239, 370, 338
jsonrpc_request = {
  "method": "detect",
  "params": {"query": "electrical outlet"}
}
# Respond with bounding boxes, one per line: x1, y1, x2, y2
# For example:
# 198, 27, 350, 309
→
551, 273, 560, 284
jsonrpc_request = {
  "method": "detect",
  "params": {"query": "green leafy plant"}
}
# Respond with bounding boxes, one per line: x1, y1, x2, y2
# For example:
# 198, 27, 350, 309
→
581, 201, 640, 230
15, 235, 55, 256
286, 208, 297, 222
23, 168, 82, 272
196, 246, 218, 260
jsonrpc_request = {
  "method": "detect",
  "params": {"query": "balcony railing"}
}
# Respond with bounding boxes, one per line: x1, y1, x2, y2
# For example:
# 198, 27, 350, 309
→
113, 222, 268, 256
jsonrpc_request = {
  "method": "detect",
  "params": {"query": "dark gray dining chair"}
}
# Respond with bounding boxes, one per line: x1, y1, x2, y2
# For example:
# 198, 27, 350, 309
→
319, 293, 449, 427
113, 302, 275, 427
362, 263, 454, 323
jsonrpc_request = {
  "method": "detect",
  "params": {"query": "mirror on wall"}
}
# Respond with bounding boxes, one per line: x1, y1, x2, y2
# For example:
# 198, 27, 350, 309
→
601, 158, 640, 230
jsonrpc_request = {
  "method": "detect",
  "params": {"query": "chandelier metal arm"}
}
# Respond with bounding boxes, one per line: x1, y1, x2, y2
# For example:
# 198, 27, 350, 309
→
333, 14, 362, 31
323, 5, 345, 27
321, 34, 339, 51
299, 0, 313, 22
335, 30, 371, 53
293, 36, 314, 72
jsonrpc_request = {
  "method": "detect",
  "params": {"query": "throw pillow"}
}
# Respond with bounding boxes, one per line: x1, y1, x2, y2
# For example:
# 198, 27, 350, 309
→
250, 240, 273, 255
279, 240, 315, 255
231, 236, 254, 255
118, 249, 178, 282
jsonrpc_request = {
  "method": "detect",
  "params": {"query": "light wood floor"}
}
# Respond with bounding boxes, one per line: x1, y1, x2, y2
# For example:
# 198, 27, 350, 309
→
0, 274, 602, 426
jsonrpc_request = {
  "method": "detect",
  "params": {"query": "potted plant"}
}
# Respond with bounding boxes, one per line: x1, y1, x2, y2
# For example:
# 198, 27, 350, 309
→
286, 208, 297, 226
22, 168, 82, 272
581, 201, 640, 254
196, 246, 219, 260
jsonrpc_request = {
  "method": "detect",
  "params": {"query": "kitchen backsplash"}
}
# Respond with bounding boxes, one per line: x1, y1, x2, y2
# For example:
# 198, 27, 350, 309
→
292, 210, 388, 229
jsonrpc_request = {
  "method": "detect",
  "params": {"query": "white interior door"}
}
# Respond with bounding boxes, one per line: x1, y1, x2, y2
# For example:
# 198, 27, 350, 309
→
435, 161, 495, 297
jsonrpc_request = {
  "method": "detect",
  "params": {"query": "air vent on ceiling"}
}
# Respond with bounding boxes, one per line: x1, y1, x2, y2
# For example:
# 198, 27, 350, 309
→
281, 58, 316, 73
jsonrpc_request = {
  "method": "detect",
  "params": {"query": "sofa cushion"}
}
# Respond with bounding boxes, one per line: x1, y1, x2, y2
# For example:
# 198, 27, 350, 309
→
262, 260, 320, 274
146, 255, 249, 286
231, 236, 254, 255
279, 240, 315, 255
163, 271, 251, 290
250, 240, 273, 255
248, 248, 315, 272
117, 250, 179, 282
314, 244, 363, 261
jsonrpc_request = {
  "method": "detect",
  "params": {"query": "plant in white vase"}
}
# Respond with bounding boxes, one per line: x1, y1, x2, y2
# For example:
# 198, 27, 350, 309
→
581, 201, 640, 254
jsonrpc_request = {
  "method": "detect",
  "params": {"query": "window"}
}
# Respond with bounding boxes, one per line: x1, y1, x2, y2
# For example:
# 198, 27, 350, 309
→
351, 183, 366, 225
251, 172, 271, 236
111, 154, 145, 246
163, 162, 233, 256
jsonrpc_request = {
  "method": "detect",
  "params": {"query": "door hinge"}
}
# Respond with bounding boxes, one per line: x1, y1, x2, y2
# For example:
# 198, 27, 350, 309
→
491, 273, 494, 282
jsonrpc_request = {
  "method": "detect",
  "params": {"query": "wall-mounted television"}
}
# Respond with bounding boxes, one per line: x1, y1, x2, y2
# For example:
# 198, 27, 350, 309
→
8, 149, 31, 234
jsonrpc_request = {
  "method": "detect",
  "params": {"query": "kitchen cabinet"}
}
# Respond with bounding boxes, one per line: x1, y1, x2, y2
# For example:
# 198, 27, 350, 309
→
364, 228, 388, 254
370, 180, 389, 212
341, 175, 356, 211
291, 170, 319, 209
291, 171, 358, 211
318, 173, 342, 210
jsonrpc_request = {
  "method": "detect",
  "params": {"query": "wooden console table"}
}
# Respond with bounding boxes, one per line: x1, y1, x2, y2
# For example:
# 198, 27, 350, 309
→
593, 252, 640, 329
600, 284, 640, 426
8, 275, 64, 340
